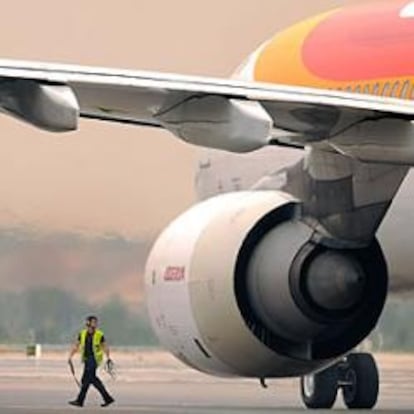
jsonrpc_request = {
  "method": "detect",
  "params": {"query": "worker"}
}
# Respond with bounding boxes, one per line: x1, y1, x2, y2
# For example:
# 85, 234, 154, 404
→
68, 315, 115, 407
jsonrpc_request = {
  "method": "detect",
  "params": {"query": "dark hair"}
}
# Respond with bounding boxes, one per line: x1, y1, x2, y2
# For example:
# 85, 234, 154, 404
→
86, 315, 98, 323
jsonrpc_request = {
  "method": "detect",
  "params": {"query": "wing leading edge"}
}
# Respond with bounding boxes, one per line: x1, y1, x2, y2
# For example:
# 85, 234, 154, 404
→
0, 59, 413, 153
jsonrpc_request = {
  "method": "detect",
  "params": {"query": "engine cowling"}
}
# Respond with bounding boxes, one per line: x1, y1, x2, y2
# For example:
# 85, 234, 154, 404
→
145, 191, 387, 378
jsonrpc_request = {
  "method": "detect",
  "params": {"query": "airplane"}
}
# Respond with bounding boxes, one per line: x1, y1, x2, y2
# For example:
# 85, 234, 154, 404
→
0, 0, 413, 410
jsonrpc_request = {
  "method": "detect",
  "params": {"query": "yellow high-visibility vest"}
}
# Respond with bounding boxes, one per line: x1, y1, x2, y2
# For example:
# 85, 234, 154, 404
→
79, 329, 104, 365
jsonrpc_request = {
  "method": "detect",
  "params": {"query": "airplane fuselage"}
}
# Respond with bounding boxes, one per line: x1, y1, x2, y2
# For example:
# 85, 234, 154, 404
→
197, 0, 414, 293
249, 1, 414, 98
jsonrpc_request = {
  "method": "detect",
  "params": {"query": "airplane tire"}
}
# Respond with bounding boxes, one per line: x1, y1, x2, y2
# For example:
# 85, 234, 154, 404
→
300, 367, 338, 409
342, 353, 379, 410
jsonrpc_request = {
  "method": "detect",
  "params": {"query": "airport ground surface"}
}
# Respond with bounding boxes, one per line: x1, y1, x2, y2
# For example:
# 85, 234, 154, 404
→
0, 350, 413, 413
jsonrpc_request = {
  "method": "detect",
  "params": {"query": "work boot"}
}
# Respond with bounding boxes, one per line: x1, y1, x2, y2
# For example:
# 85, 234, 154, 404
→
68, 400, 83, 407
101, 397, 115, 407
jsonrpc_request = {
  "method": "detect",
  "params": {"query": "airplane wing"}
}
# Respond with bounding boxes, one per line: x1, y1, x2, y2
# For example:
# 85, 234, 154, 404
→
0, 59, 413, 153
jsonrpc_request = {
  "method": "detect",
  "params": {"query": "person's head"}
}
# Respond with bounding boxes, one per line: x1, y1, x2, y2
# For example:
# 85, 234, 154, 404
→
85, 315, 98, 332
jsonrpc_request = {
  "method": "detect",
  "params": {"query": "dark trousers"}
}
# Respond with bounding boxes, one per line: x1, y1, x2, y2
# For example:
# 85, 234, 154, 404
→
76, 358, 112, 405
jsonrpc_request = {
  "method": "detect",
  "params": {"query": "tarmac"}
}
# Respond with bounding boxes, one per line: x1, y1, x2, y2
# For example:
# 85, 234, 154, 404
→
0, 350, 413, 413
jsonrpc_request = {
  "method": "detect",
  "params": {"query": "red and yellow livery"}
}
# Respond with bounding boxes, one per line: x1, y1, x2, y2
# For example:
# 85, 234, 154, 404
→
255, 1, 414, 98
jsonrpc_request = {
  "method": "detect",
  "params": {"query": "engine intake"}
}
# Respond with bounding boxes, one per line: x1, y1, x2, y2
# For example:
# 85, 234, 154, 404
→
238, 219, 387, 361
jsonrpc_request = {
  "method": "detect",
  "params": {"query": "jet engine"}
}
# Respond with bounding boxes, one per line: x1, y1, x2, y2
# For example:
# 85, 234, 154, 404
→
145, 191, 387, 378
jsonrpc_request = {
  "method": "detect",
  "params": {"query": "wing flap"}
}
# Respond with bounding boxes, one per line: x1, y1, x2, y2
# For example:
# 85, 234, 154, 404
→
260, 101, 379, 142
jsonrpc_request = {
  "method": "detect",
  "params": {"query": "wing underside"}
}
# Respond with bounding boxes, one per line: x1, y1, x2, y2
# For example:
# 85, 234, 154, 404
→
0, 60, 413, 153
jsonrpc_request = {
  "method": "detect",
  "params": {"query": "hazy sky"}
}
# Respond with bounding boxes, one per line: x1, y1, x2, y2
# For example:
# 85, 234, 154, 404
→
0, 0, 367, 238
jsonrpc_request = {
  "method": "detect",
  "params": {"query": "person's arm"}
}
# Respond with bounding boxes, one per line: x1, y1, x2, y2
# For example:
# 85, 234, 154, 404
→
101, 339, 111, 361
68, 336, 80, 362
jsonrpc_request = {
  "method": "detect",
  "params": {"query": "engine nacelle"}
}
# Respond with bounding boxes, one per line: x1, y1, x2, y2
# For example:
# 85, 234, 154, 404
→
145, 191, 387, 378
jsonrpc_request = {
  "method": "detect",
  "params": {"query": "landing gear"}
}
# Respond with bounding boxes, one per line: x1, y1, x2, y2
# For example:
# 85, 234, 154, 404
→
340, 353, 379, 409
300, 353, 379, 410
300, 366, 337, 409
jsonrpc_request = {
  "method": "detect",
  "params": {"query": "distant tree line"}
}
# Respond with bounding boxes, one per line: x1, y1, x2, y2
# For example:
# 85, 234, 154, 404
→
1, 287, 414, 352
0, 288, 158, 346
375, 299, 414, 352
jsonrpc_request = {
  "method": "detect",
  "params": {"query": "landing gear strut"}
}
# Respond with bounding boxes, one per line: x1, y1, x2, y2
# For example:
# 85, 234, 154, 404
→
300, 353, 379, 410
